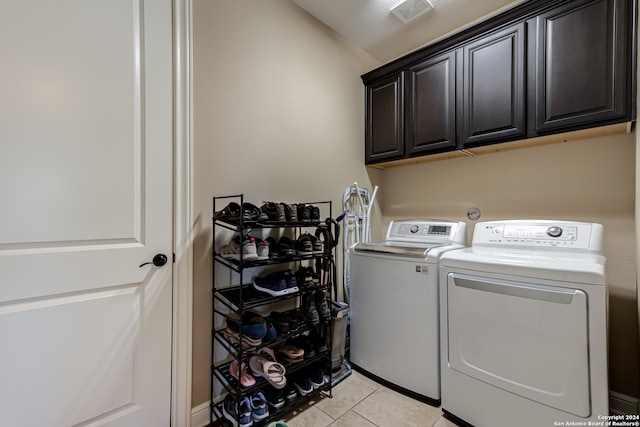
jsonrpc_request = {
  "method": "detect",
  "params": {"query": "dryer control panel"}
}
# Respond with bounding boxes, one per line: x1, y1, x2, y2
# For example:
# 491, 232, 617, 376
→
472, 220, 603, 252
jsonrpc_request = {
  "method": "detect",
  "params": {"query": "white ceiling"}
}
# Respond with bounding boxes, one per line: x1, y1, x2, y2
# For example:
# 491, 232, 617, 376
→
291, 0, 527, 63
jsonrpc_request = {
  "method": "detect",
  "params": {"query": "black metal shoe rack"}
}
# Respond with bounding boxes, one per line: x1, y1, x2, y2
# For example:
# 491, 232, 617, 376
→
211, 194, 335, 426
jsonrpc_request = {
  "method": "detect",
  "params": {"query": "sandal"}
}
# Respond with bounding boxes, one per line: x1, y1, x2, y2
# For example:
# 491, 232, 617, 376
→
229, 359, 256, 387
275, 344, 304, 363
214, 202, 241, 222
249, 351, 287, 389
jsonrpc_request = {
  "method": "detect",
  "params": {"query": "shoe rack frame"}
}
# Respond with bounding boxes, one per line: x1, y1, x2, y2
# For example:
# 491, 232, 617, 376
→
211, 194, 335, 426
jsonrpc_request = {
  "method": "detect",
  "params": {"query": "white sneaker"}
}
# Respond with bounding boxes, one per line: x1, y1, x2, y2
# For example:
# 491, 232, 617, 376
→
219, 235, 259, 260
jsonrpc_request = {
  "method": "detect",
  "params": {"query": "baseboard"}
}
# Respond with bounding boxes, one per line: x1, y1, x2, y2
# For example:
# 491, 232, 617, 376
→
190, 401, 210, 427
610, 391, 640, 415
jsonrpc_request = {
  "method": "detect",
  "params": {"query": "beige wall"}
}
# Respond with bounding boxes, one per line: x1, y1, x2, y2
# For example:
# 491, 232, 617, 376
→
192, 0, 380, 407
192, 0, 640, 411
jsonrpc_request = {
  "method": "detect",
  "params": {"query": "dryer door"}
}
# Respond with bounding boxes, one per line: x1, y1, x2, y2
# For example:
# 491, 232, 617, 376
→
446, 273, 590, 417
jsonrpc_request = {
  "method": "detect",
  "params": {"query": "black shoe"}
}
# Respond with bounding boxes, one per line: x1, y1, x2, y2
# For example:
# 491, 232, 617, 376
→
309, 366, 326, 389
263, 386, 286, 410
296, 204, 311, 223
284, 383, 298, 401
295, 266, 319, 289
290, 334, 316, 359
315, 290, 331, 322
310, 330, 328, 354
293, 374, 313, 396
303, 292, 320, 326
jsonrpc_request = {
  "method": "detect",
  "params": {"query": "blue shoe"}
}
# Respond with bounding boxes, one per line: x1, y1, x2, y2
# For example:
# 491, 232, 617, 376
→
250, 391, 269, 421
253, 272, 288, 296
283, 269, 299, 293
222, 394, 253, 427
226, 312, 267, 340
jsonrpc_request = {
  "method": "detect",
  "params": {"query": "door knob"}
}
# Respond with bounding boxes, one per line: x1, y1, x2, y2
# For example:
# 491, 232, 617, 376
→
139, 253, 168, 268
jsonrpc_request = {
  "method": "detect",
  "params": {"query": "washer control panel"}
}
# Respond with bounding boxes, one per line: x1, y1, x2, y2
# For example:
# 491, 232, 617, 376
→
386, 220, 467, 245
473, 220, 603, 252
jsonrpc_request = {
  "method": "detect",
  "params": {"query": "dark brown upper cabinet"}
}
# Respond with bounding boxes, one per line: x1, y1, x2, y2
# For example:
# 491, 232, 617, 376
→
362, 0, 636, 166
460, 22, 526, 147
365, 72, 404, 163
406, 51, 457, 155
532, 0, 629, 132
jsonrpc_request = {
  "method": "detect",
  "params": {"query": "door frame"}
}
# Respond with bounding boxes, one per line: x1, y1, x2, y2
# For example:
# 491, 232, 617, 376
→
172, 0, 193, 425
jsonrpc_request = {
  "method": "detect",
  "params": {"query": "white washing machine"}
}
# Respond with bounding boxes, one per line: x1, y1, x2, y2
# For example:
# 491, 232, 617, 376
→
439, 220, 608, 427
349, 219, 467, 405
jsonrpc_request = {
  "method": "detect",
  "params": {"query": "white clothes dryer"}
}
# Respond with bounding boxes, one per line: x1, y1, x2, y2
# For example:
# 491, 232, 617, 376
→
439, 220, 608, 427
349, 219, 467, 405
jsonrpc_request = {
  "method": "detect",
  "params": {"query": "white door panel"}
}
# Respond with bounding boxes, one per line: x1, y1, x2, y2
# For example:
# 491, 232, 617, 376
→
446, 273, 590, 417
0, 0, 173, 425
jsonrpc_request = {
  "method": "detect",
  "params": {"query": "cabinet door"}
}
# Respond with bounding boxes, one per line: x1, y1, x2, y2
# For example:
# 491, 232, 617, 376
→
460, 22, 526, 147
406, 51, 457, 155
365, 73, 404, 164
533, 0, 628, 132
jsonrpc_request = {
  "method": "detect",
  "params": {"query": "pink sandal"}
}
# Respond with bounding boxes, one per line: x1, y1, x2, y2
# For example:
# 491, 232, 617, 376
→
229, 359, 256, 387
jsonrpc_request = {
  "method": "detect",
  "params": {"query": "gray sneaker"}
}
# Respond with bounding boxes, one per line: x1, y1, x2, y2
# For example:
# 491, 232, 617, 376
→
219, 235, 258, 260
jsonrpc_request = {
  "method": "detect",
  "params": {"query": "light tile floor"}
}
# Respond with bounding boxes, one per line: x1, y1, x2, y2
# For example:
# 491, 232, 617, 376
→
281, 371, 461, 427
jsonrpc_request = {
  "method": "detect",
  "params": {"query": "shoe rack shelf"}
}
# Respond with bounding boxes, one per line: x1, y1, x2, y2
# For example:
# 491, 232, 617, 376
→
211, 194, 335, 427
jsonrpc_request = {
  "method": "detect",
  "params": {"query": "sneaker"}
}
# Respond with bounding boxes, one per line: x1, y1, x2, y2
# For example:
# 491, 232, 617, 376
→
309, 367, 326, 389
283, 383, 298, 401
308, 205, 320, 224
284, 203, 298, 223
263, 386, 286, 410
315, 290, 331, 322
242, 202, 268, 223
219, 235, 259, 260
261, 202, 285, 223
268, 312, 290, 335
265, 236, 281, 258
282, 269, 299, 293
294, 234, 313, 255
308, 233, 324, 254
295, 266, 319, 289
253, 272, 288, 297
296, 204, 311, 223
293, 374, 313, 397
270, 311, 299, 332
249, 391, 269, 421
223, 394, 253, 427
302, 292, 320, 326
277, 236, 296, 257
255, 238, 269, 260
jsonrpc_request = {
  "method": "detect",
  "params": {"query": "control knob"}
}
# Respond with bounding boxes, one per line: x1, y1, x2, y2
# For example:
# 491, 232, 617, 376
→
547, 226, 563, 238
410, 225, 419, 233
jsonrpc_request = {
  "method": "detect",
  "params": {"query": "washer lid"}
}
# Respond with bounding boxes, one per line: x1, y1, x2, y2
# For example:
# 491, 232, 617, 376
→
353, 241, 445, 257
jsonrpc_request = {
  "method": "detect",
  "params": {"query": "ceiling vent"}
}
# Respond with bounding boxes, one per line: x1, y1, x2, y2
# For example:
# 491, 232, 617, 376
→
390, 0, 433, 24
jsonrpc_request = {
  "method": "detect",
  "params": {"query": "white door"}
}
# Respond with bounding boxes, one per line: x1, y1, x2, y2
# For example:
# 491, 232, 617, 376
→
0, 1, 173, 426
